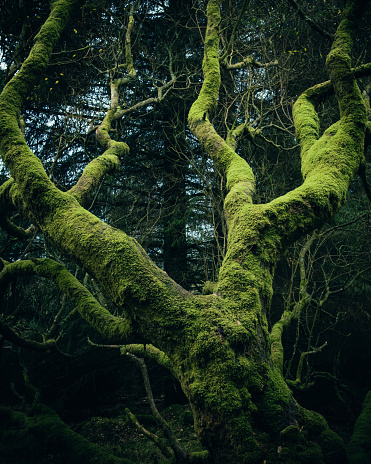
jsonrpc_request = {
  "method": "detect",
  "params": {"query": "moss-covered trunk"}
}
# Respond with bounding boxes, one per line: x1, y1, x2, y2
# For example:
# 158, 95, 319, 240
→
0, 0, 369, 463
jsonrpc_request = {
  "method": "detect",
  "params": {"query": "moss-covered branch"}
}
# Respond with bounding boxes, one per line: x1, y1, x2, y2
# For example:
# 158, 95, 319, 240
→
0, 0, 81, 197
29, 404, 136, 464
123, 343, 175, 375
0, 216, 33, 240
0, 319, 57, 352
261, 0, 368, 248
0, 258, 131, 342
188, 0, 255, 220
66, 4, 138, 206
67, 154, 122, 207
95, 3, 137, 154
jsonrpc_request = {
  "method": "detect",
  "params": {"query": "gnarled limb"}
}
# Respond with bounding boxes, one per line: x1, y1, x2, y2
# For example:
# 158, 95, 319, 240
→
0, 319, 57, 353
0, 258, 131, 342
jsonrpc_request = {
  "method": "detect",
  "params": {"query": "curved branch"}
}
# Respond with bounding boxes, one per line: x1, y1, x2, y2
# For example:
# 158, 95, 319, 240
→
267, 0, 368, 246
67, 154, 121, 207
123, 343, 175, 375
0, 258, 131, 342
70, 3, 141, 206
0, 216, 34, 240
0, 1, 81, 205
188, 0, 255, 221
0, 319, 58, 353
293, 63, 371, 156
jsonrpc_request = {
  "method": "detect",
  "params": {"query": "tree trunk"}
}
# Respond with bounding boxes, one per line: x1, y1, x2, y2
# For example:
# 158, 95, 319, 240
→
0, 0, 369, 463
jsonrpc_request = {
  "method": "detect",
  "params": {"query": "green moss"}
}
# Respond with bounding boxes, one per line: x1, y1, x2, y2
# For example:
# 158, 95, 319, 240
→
27, 404, 135, 464
202, 280, 217, 295
347, 390, 371, 464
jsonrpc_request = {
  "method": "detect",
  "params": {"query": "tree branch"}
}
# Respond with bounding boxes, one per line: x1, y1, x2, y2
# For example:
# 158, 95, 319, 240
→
188, 0, 255, 223
125, 407, 173, 459
0, 319, 58, 353
287, 0, 333, 41
224, 56, 278, 70
0, 258, 131, 342
127, 353, 190, 462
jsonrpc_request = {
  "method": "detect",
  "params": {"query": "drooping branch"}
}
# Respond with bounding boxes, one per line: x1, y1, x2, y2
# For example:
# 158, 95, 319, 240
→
0, 319, 58, 353
0, 258, 131, 342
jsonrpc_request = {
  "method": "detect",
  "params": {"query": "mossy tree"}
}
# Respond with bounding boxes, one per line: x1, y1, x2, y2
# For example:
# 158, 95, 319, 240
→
0, 0, 371, 463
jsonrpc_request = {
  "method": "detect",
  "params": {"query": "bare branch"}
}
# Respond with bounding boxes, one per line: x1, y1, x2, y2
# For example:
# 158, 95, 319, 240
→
224, 56, 278, 71
287, 0, 333, 41
127, 353, 190, 462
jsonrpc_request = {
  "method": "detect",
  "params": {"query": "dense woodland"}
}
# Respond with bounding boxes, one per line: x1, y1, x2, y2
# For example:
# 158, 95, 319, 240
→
0, 0, 371, 463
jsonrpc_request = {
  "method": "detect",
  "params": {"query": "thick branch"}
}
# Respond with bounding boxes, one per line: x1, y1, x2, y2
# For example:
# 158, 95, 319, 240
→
27, 404, 135, 464
123, 344, 175, 375
188, 0, 255, 222
0, 216, 33, 240
266, 0, 368, 247
0, 258, 131, 342
67, 154, 121, 207
0, 1, 81, 203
